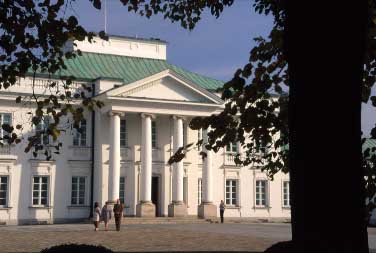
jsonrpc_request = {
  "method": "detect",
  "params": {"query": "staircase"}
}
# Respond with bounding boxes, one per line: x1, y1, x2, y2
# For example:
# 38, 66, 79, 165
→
111, 216, 214, 225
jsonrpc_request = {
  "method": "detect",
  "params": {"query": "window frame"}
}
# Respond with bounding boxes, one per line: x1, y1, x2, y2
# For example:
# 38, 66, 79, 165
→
32, 176, 49, 207
36, 116, 51, 145
0, 113, 12, 144
73, 119, 87, 147
183, 176, 188, 205
71, 176, 86, 206
151, 120, 157, 149
255, 179, 269, 208
197, 129, 203, 151
198, 178, 202, 205
282, 180, 290, 208
119, 176, 125, 204
183, 123, 187, 147
225, 179, 238, 206
0, 175, 9, 207
120, 119, 127, 147
226, 141, 238, 153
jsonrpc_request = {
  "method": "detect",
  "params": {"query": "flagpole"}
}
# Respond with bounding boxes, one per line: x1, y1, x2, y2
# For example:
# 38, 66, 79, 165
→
104, 0, 107, 33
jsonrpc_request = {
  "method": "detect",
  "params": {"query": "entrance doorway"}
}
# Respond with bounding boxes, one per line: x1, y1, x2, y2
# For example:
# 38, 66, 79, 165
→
151, 176, 160, 216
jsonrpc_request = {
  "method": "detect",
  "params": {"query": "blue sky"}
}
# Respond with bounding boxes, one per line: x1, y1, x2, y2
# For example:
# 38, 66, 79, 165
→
70, 0, 273, 81
69, 0, 375, 135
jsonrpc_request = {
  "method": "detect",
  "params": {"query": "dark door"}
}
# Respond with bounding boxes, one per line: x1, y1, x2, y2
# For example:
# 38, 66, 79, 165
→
151, 176, 160, 216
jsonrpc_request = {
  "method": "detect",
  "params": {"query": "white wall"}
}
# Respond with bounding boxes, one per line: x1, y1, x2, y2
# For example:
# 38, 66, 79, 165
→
0, 101, 92, 224
65, 36, 167, 60
0, 78, 290, 224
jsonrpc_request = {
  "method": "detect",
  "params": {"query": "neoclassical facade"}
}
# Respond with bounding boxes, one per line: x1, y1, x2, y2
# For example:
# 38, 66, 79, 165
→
0, 35, 290, 225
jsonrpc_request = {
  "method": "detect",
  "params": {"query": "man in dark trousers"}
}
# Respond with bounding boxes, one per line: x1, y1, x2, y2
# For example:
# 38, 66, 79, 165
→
113, 199, 124, 231
219, 200, 225, 223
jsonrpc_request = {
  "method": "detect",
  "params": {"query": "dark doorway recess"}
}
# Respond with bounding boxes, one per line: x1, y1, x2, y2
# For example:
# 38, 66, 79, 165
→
152, 176, 160, 217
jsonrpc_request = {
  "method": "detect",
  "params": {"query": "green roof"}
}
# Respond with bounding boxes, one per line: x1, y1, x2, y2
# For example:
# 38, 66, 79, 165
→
35, 52, 224, 91
363, 139, 376, 152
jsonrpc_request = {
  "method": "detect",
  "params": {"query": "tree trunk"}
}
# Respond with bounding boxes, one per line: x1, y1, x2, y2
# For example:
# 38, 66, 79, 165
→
284, 1, 369, 253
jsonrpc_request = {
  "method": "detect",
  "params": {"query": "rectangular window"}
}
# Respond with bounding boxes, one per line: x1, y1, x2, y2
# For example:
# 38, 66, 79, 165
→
120, 119, 127, 147
197, 129, 203, 151
152, 121, 157, 148
73, 119, 87, 146
0, 176, 8, 206
283, 181, 290, 207
226, 141, 238, 153
255, 180, 268, 207
0, 113, 11, 142
198, 178, 202, 205
32, 176, 48, 206
225, 179, 238, 206
71, 176, 85, 205
36, 117, 50, 145
119, 176, 125, 204
183, 176, 188, 205
183, 123, 187, 147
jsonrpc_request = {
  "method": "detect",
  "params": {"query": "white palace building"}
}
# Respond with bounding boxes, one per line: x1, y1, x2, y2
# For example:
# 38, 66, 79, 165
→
0, 35, 290, 225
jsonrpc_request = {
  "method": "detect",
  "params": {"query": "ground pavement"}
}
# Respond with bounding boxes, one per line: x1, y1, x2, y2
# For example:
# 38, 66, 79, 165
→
0, 222, 376, 252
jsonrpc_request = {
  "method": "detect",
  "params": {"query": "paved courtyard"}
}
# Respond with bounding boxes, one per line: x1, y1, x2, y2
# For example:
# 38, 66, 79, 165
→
0, 222, 376, 252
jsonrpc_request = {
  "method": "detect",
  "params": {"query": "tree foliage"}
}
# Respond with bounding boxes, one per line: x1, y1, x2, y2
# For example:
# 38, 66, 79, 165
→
0, 0, 106, 158
115, 0, 376, 220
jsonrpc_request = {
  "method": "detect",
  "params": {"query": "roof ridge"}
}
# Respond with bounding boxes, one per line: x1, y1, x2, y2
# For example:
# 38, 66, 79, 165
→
167, 62, 225, 84
76, 51, 168, 62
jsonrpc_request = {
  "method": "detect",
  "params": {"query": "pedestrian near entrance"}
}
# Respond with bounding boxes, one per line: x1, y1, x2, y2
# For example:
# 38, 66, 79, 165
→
93, 202, 101, 231
113, 199, 124, 231
101, 201, 112, 231
219, 200, 225, 223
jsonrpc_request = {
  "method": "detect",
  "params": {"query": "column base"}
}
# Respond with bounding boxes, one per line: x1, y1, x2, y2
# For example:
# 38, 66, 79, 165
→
198, 202, 217, 219
168, 202, 188, 217
136, 201, 155, 217
106, 200, 115, 213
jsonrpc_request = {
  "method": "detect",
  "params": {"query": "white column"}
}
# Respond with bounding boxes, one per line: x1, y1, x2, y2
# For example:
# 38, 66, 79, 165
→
140, 114, 152, 202
202, 129, 213, 203
172, 116, 184, 203
109, 112, 121, 202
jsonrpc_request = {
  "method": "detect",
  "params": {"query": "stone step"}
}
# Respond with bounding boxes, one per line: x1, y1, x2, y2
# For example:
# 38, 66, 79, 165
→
115, 218, 211, 224
84, 217, 291, 225
86, 216, 213, 225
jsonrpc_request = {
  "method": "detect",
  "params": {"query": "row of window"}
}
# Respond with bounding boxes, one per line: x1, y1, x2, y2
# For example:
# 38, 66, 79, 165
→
197, 179, 290, 208
0, 175, 126, 207
0, 113, 158, 148
0, 175, 290, 208
0, 113, 242, 154
0, 113, 88, 147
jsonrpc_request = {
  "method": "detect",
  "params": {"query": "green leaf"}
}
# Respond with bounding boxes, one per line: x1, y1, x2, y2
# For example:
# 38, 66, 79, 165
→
92, 0, 101, 9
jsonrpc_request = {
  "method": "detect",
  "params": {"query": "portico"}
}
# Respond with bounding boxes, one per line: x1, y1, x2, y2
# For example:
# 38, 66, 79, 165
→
101, 69, 224, 217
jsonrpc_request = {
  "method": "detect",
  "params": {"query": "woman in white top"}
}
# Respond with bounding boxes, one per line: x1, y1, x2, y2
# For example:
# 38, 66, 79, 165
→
93, 202, 101, 231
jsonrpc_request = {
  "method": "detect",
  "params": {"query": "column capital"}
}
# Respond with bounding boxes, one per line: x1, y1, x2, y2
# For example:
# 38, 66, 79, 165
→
108, 111, 124, 117
140, 113, 156, 119
171, 115, 185, 121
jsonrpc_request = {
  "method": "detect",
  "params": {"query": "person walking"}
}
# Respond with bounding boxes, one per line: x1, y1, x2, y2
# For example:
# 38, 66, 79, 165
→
219, 200, 225, 224
101, 201, 112, 231
93, 202, 101, 231
113, 199, 124, 231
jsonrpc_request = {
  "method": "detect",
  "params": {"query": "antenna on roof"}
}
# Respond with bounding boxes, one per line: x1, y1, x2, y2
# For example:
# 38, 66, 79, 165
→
104, 0, 107, 33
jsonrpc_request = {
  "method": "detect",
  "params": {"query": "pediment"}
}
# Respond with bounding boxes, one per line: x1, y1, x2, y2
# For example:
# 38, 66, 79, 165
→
105, 70, 223, 104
